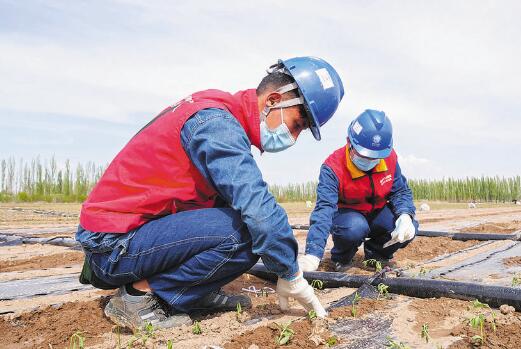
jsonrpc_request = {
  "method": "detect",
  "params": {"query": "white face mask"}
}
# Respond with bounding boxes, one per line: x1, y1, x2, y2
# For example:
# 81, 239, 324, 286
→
259, 82, 305, 152
351, 152, 380, 171
260, 107, 295, 152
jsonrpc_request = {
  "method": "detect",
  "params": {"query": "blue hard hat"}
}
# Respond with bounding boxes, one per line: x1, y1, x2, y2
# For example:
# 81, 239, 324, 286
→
347, 109, 393, 159
279, 57, 344, 140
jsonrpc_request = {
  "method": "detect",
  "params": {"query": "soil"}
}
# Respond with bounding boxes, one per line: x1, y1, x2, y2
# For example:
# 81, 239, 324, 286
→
459, 220, 521, 234
329, 298, 388, 319
0, 251, 84, 272
503, 256, 521, 267
224, 318, 335, 349
409, 297, 470, 331
0, 298, 114, 349
394, 237, 478, 263
448, 310, 521, 348
316, 237, 479, 273
2, 203, 521, 348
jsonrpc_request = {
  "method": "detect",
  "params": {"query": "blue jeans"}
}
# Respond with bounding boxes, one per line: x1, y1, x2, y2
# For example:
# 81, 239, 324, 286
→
330, 205, 419, 264
76, 208, 259, 313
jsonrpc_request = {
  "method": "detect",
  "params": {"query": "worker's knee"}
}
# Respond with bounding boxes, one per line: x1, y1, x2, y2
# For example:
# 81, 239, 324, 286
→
331, 210, 370, 243
370, 206, 396, 234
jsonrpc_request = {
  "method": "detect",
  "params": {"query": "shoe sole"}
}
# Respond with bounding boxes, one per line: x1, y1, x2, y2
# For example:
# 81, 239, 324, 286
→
105, 299, 192, 329
104, 300, 137, 330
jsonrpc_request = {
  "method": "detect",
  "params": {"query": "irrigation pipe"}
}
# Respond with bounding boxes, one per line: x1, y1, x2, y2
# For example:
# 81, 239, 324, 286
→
247, 264, 521, 310
291, 224, 521, 241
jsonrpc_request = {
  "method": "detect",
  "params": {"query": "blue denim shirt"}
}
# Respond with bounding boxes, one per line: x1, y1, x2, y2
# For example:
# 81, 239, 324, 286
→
77, 108, 299, 280
305, 162, 416, 258
179, 108, 299, 279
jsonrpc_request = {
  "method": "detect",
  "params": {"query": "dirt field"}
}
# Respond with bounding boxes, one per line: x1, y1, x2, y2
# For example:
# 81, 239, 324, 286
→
1, 202, 520, 348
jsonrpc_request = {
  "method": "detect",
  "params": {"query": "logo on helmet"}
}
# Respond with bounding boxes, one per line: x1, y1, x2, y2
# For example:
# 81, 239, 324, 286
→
372, 135, 381, 146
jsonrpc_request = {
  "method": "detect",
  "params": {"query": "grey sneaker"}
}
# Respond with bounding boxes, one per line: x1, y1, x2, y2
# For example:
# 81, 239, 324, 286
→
104, 286, 192, 330
334, 261, 352, 272
191, 289, 252, 312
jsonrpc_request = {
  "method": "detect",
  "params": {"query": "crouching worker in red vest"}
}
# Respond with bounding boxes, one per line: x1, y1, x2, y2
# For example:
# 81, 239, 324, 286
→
76, 57, 344, 329
298, 110, 418, 273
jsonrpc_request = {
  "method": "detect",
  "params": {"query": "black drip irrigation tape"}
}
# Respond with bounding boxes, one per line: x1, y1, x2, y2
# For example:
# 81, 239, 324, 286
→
290, 224, 521, 241
247, 264, 521, 310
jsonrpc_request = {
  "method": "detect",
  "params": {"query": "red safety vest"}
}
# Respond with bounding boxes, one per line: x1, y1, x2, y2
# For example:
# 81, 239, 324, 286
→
80, 89, 261, 233
324, 145, 397, 215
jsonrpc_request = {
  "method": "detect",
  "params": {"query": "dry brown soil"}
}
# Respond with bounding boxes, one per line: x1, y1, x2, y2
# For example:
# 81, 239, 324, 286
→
0, 298, 113, 349
329, 298, 388, 319
316, 237, 479, 274
0, 251, 84, 272
459, 220, 521, 234
394, 236, 478, 262
448, 310, 521, 348
1, 203, 521, 348
503, 256, 521, 267
224, 318, 334, 349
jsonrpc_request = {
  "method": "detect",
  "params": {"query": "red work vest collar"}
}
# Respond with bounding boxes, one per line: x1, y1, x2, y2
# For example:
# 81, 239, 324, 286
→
344, 145, 388, 179
225, 89, 262, 151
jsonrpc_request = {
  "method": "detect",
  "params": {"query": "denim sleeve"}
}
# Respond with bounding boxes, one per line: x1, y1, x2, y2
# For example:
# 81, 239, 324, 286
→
305, 164, 339, 259
181, 108, 299, 279
388, 162, 416, 217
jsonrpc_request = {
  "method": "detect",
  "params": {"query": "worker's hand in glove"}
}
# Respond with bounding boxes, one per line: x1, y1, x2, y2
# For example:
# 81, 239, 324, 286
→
384, 214, 415, 248
297, 254, 321, 272
277, 271, 327, 317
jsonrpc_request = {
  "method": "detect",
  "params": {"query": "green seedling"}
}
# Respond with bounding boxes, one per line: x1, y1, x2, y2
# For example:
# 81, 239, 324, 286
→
275, 322, 294, 345
326, 336, 338, 347
69, 331, 85, 349
307, 310, 317, 320
236, 302, 242, 320
363, 259, 383, 272
377, 283, 390, 299
142, 322, 155, 345
490, 312, 497, 332
310, 279, 324, 290
469, 313, 486, 342
192, 321, 202, 335
167, 339, 173, 349
471, 335, 484, 346
115, 326, 121, 349
420, 323, 431, 343
469, 299, 489, 309
385, 337, 411, 349
512, 275, 521, 286
351, 291, 361, 317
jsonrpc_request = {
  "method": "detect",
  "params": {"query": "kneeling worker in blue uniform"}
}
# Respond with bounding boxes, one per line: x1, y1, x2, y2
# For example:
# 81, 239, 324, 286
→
298, 110, 418, 272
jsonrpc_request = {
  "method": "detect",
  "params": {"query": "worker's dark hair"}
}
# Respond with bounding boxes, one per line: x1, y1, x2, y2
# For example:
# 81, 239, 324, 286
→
256, 72, 299, 98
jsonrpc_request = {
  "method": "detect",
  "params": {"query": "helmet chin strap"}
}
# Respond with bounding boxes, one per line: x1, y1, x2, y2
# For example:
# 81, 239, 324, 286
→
261, 83, 304, 121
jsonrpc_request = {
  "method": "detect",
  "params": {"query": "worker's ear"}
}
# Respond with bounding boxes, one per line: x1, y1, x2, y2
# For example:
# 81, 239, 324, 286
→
265, 92, 282, 107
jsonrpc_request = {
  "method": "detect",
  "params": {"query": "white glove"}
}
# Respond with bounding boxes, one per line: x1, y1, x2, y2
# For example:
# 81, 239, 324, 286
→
383, 214, 415, 248
298, 254, 321, 272
277, 272, 327, 317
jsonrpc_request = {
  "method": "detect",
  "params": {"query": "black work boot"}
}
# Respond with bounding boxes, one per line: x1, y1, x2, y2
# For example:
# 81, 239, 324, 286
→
104, 286, 192, 330
333, 261, 353, 273
191, 289, 252, 312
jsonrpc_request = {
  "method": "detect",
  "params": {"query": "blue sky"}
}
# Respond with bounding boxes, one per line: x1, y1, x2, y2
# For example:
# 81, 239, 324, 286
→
1, 1, 520, 184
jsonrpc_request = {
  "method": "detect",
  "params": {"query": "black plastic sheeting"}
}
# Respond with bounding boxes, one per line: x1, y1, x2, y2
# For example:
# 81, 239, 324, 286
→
0, 234, 79, 248
290, 224, 521, 241
247, 264, 521, 310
